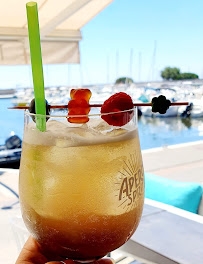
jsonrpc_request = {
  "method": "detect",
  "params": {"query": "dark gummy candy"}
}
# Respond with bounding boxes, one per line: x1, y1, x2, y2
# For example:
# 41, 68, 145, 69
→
29, 98, 50, 122
151, 95, 171, 114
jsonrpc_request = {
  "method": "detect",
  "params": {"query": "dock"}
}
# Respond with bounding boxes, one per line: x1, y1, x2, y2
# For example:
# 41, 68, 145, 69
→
142, 140, 203, 183
0, 88, 15, 98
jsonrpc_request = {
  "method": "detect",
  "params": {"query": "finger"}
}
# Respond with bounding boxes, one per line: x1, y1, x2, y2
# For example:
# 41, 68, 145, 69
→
16, 236, 48, 264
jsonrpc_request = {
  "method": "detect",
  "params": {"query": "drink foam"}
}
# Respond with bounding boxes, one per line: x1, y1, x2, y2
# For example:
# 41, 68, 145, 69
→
23, 118, 138, 147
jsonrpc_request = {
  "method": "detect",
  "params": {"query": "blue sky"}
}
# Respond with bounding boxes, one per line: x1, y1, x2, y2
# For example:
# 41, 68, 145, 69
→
1, 0, 203, 89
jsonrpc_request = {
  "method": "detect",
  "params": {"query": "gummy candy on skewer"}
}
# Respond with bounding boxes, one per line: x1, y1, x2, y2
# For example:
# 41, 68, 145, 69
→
70, 89, 91, 102
151, 95, 171, 114
29, 98, 50, 122
67, 89, 91, 123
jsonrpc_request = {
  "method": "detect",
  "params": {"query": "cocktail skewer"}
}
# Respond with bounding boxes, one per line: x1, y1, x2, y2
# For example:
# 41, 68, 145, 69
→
8, 102, 188, 110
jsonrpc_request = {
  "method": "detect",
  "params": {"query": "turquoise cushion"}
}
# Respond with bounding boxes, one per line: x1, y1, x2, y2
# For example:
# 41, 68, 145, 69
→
145, 173, 203, 214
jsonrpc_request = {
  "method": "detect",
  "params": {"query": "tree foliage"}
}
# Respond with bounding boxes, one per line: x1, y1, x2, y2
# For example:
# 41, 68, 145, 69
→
161, 67, 198, 80
161, 67, 180, 80
115, 77, 134, 84
179, 73, 199, 80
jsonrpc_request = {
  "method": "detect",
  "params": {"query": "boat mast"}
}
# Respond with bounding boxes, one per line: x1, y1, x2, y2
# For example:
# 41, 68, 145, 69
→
148, 40, 157, 81
138, 52, 142, 82
116, 50, 119, 80
129, 48, 133, 79
106, 54, 110, 84
152, 40, 157, 81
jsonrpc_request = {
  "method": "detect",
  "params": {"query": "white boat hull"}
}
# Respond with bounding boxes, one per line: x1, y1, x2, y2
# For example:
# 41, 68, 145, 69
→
141, 106, 179, 117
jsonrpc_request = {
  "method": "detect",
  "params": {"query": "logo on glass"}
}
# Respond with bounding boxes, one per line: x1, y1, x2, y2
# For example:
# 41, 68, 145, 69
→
116, 151, 144, 211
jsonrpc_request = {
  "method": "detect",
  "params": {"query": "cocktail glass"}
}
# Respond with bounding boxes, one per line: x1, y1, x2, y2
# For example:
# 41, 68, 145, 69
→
19, 107, 144, 262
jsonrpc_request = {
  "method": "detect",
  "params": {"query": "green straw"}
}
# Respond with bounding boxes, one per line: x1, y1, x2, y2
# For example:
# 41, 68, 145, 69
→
26, 2, 46, 132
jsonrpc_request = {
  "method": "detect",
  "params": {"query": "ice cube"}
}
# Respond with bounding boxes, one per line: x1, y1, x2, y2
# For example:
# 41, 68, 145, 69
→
87, 118, 112, 134
46, 120, 67, 132
106, 128, 127, 137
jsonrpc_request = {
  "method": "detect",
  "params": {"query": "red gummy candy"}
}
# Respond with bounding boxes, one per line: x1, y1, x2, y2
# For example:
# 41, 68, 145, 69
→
68, 114, 89, 123
68, 99, 90, 114
70, 89, 91, 101
101, 92, 134, 126
67, 89, 91, 123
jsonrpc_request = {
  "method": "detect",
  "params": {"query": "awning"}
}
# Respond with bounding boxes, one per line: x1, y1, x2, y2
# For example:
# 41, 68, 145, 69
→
0, 0, 114, 65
